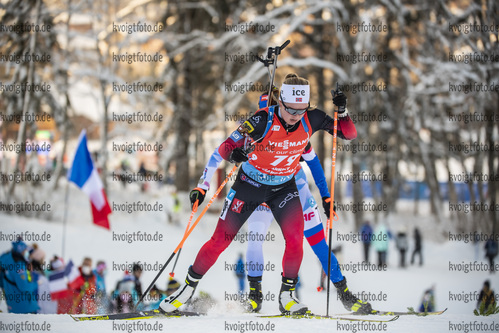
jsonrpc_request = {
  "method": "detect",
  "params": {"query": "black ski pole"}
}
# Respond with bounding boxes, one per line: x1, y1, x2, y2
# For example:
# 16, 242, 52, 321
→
134, 165, 239, 310
169, 201, 199, 278
169, 248, 181, 278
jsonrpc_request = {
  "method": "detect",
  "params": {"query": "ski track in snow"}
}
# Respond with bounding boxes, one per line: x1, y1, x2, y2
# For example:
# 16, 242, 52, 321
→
0, 185, 497, 332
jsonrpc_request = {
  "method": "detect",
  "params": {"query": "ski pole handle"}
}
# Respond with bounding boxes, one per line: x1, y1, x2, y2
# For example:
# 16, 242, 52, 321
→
331, 83, 346, 114
267, 47, 273, 59
274, 40, 290, 56
336, 83, 346, 113
280, 40, 290, 51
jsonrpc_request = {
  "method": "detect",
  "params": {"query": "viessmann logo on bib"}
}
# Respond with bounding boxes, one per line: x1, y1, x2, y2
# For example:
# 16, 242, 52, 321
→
268, 139, 307, 149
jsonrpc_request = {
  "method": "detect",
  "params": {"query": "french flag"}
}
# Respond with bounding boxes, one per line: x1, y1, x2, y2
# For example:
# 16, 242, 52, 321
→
48, 269, 68, 300
68, 130, 112, 229
48, 260, 81, 299
65, 260, 83, 290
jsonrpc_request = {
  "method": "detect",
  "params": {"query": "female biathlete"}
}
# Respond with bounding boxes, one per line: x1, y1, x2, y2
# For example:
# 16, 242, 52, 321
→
187, 93, 373, 314
159, 73, 365, 315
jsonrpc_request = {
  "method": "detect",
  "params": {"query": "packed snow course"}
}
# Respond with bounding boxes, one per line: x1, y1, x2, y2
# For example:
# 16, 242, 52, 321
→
0, 182, 496, 333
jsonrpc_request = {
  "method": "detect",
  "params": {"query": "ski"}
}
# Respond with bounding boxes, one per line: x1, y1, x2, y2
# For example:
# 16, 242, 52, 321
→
71, 309, 203, 321
338, 308, 448, 317
257, 311, 399, 322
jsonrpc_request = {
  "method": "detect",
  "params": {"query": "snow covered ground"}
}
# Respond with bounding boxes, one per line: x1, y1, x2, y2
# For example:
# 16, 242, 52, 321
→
0, 180, 497, 332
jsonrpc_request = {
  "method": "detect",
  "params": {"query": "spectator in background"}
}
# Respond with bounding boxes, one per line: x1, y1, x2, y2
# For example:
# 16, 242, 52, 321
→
395, 228, 409, 268
48, 256, 73, 314
235, 253, 245, 295
132, 263, 143, 300
145, 284, 166, 310
360, 221, 373, 263
112, 274, 137, 313
166, 278, 180, 296
138, 162, 148, 192
484, 238, 498, 273
411, 227, 423, 266
29, 244, 57, 314
93, 260, 110, 314
71, 257, 97, 314
372, 223, 390, 269
0, 239, 39, 313
167, 191, 181, 225
320, 245, 342, 291
477, 280, 496, 312
419, 285, 435, 312
119, 159, 130, 188
94, 260, 107, 295
473, 233, 481, 261
294, 274, 302, 300
141, 278, 179, 311
172, 192, 181, 224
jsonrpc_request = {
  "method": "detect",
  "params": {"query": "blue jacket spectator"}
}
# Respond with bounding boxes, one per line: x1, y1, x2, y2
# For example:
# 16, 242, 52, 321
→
360, 221, 373, 263
0, 239, 39, 313
94, 261, 107, 294
484, 239, 498, 273
360, 222, 373, 244
235, 254, 245, 294
93, 260, 110, 314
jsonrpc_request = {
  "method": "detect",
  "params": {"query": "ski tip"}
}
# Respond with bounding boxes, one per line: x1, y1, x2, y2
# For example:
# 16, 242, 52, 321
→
70, 309, 205, 321
414, 308, 448, 316
71, 314, 114, 321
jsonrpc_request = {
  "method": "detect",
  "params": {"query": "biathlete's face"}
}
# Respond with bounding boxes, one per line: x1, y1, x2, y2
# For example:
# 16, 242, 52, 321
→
278, 99, 308, 126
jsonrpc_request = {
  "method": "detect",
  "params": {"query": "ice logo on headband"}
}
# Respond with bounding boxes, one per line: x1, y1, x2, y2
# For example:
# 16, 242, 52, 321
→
280, 84, 310, 103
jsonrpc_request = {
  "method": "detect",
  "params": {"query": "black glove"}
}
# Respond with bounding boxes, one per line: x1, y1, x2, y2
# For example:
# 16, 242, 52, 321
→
229, 147, 249, 164
331, 89, 347, 113
332, 92, 347, 109
322, 197, 336, 219
189, 187, 206, 209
